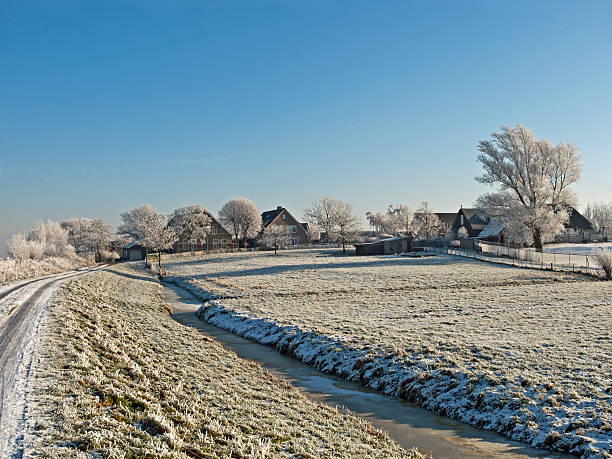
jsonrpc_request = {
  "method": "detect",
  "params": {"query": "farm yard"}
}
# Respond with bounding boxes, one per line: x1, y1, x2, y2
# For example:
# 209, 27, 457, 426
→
22, 264, 419, 458
164, 248, 612, 458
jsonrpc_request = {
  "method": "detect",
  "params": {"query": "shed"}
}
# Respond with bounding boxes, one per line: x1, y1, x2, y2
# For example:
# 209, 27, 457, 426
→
121, 242, 147, 261
355, 236, 413, 255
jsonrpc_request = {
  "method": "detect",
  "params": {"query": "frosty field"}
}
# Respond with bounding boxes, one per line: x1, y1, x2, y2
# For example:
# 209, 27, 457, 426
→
22, 264, 420, 458
165, 249, 612, 457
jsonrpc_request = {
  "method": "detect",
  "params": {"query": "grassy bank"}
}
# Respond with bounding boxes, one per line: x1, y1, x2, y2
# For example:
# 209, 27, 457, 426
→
23, 263, 422, 458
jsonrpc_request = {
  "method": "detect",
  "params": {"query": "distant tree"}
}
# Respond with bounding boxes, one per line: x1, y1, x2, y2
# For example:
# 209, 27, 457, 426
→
61, 218, 91, 252
366, 211, 386, 233
86, 219, 114, 262
388, 204, 414, 234
412, 202, 442, 238
62, 218, 114, 261
259, 225, 291, 254
7, 233, 30, 260
29, 219, 74, 258
583, 202, 612, 232
336, 202, 361, 253
218, 198, 262, 248
168, 205, 212, 251
142, 213, 177, 270
305, 197, 360, 253
304, 197, 341, 244
476, 124, 581, 250
366, 205, 414, 236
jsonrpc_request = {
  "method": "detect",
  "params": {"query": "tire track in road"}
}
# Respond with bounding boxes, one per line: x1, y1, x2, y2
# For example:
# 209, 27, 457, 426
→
0, 266, 106, 458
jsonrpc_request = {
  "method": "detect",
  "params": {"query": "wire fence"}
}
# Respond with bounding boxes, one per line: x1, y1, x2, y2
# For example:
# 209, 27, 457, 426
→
425, 242, 607, 277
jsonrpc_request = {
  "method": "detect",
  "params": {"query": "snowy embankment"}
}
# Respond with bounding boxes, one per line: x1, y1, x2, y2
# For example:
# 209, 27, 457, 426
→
166, 273, 612, 459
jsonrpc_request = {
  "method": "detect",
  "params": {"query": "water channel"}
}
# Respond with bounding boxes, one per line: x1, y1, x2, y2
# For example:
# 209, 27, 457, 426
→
163, 283, 572, 459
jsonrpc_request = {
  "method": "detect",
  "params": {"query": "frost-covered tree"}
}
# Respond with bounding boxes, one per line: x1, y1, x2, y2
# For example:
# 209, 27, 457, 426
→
61, 218, 91, 252
62, 218, 114, 261
86, 219, 114, 262
365, 211, 387, 233
412, 202, 442, 238
142, 213, 177, 270
218, 198, 262, 248
583, 202, 612, 232
476, 124, 581, 250
457, 226, 469, 239
388, 204, 414, 234
259, 225, 291, 254
305, 197, 360, 253
168, 205, 212, 251
367, 205, 414, 236
7, 233, 30, 260
29, 219, 72, 257
119, 204, 176, 267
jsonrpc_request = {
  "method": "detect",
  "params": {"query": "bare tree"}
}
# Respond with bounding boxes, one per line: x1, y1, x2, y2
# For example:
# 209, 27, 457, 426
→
305, 197, 360, 253
412, 202, 442, 238
168, 205, 212, 252
218, 198, 262, 248
336, 202, 361, 253
476, 124, 581, 250
388, 204, 414, 234
366, 205, 413, 236
583, 202, 612, 232
304, 197, 341, 243
259, 225, 291, 254
457, 226, 469, 239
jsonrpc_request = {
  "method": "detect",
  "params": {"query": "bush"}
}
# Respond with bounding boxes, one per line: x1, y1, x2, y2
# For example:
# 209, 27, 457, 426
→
593, 248, 612, 280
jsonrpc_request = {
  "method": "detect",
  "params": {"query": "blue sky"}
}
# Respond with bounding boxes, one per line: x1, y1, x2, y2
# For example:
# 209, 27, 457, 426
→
1, 1, 611, 255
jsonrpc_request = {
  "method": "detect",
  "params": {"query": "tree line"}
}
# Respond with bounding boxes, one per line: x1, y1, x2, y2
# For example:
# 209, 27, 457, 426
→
5, 123, 607, 264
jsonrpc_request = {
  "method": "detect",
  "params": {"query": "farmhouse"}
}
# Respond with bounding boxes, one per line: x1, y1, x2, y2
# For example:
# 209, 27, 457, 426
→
172, 211, 234, 253
261, 206, 309, 245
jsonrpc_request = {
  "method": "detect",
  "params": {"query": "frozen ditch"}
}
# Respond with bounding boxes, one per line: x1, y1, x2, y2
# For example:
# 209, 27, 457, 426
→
164, 282, 573, 459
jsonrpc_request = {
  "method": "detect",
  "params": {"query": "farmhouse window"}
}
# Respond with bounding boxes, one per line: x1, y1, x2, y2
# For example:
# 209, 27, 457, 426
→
288, 225, 297, 233
212, 226, 218, 235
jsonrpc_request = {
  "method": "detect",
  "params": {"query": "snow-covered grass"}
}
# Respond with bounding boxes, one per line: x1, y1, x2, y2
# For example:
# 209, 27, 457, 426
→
164, 248, 612, 457
543, 242, 612, 255
0, 256, 88, 284
23, 263, 422, 458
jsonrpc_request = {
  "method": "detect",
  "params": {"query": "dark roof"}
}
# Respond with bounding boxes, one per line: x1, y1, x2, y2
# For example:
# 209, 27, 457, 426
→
565, 206, 595, 231
261, 207, 284, 228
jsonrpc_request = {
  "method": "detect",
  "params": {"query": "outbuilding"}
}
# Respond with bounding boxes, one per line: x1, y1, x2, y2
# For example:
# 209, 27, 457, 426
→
355, 236, 413, 256
121, 242, 147, 261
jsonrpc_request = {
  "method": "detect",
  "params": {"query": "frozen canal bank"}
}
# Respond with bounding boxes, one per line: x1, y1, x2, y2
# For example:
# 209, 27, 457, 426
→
164, 282, 572, 459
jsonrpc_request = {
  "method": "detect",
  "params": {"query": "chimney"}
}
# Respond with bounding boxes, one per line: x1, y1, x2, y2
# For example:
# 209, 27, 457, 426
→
277, 205, 283, 210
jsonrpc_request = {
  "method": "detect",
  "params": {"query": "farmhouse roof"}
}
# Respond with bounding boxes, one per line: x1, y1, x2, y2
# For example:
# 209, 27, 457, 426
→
475, 219, 505, 239
565, 206, 595, 231
435, 213, 457, 228
261, 206, 284, 228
